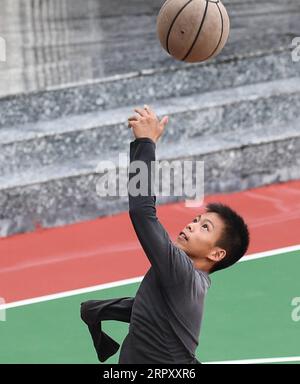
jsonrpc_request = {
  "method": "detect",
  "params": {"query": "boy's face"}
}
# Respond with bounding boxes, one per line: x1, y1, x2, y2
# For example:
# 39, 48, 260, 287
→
174, 212, 226, 261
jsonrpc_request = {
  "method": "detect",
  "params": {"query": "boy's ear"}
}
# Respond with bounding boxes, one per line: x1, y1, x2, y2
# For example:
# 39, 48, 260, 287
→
207, 248, 226, 263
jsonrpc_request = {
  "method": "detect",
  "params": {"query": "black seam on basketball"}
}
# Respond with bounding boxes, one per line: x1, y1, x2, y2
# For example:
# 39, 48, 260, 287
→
181, 0, 209, 61
166, 0, 194, 55
202, 1, 224, 61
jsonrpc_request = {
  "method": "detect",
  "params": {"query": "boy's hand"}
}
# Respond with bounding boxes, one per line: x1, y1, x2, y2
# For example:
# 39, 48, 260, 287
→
128, 105, 169, 144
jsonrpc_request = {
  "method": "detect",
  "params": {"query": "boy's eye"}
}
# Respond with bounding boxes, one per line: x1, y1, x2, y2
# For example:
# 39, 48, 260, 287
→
193, 218, 198, 223
202, 224, 209, 230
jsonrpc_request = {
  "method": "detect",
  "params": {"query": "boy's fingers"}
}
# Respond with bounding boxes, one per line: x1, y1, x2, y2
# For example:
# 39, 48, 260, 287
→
128, 115, 139, 121
160, 116, 169, 127
144, 104, 155, 115
128, 120, 137, 128
134, 107, 147, 117
143, 104, 151, 115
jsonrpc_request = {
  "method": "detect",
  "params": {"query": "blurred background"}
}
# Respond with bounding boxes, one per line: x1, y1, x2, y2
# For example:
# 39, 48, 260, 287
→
0, 0, 299, 364
0, 0, 299, 236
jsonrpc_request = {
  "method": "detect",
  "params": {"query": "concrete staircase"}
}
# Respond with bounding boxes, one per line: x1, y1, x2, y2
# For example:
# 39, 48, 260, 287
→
0, 0, 299, 236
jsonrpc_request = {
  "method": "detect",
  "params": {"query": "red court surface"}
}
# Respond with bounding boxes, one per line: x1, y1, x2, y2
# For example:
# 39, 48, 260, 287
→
0, 180, 300, 303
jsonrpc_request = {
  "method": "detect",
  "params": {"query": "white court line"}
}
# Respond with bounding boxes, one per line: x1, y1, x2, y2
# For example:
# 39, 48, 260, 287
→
0, 244, 299, 311
0, 277, 143, 310
203, 356, 300, 364
238, 244, 300, 262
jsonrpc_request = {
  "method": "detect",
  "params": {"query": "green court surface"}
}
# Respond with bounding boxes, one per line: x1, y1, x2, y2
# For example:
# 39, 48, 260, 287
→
0, 250, 299, 364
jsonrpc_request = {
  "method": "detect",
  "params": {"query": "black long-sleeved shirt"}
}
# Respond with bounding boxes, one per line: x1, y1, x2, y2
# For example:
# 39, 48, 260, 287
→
118, 138, 211, 364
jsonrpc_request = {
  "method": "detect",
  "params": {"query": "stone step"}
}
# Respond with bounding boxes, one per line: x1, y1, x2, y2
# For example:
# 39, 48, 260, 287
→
0, 116, 299, 237
0, 77, 299, 177
0, 49, 298, 129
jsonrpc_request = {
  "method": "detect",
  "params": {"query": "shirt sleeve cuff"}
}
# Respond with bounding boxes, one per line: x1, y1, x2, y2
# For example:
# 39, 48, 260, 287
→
132, 137, 156, 146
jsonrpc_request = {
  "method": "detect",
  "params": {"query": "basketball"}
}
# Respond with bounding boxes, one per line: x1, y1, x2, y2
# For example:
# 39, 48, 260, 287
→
156, 0, 230, 63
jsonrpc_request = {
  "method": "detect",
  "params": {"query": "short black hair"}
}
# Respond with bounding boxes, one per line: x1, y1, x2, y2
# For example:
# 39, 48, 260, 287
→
206, 203, 250, 273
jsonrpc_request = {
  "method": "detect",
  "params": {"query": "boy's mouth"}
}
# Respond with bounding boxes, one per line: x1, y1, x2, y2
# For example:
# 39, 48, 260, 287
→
178, 231, 188, 241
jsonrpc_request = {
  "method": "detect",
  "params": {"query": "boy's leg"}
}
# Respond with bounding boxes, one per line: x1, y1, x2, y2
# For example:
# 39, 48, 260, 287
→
80, 297, 134, 362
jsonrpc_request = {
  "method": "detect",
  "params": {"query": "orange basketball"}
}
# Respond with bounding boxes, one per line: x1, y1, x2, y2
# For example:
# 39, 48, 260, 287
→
156, 0, 230, 63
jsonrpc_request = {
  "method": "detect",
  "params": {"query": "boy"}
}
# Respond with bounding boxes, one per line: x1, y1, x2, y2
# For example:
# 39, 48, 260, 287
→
81, 105, 250, 363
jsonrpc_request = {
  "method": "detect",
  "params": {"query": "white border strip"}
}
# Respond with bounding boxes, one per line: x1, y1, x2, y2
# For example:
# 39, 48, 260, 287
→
204, 356, 300, 364
0, 244, 299, 311
239, 244, 300, 262
0, 277, 143, 311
